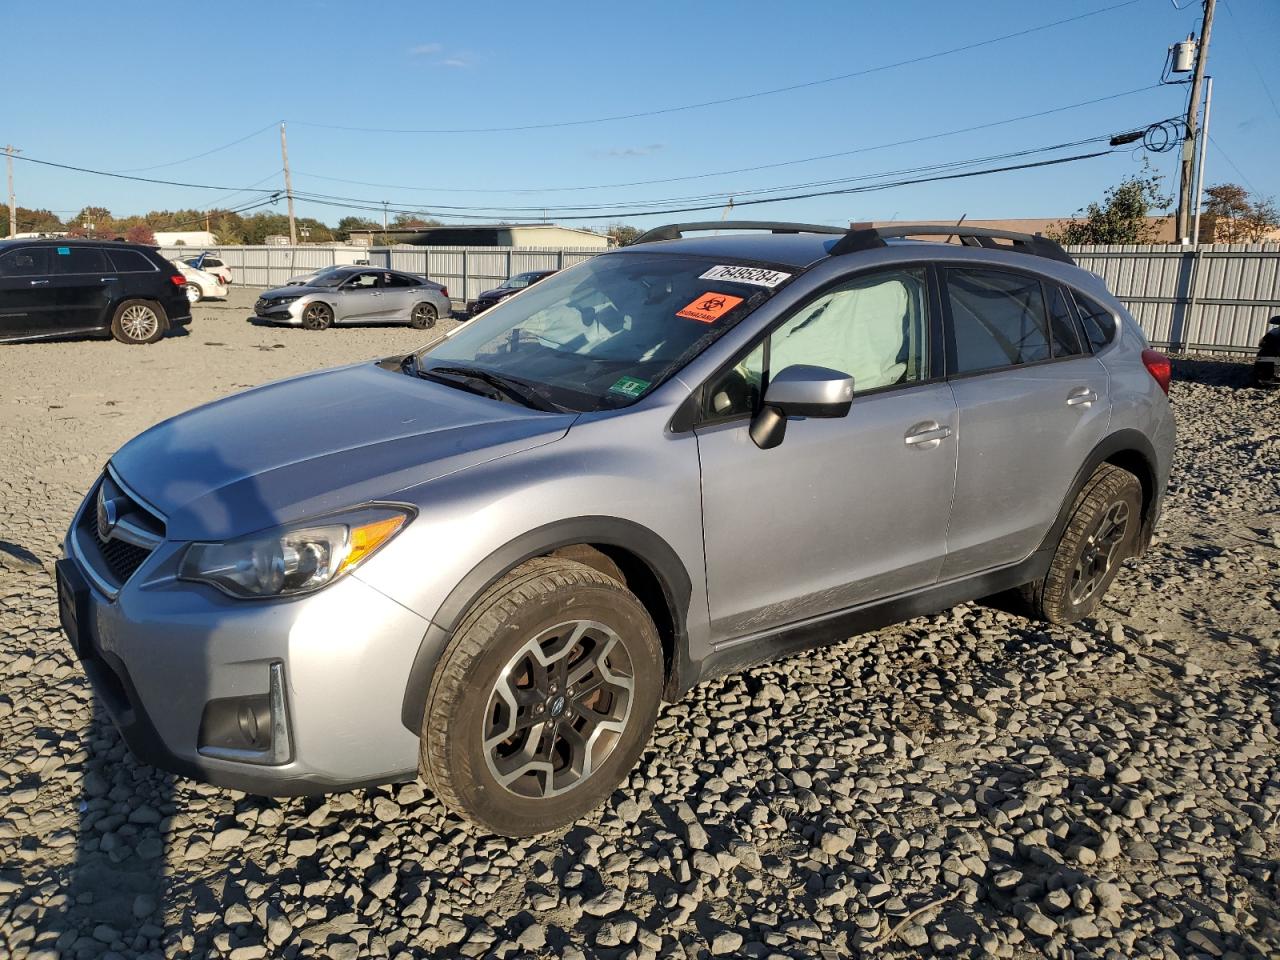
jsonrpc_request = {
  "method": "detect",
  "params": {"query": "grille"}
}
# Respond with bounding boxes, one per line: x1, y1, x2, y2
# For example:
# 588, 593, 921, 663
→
74, 471, 165, 594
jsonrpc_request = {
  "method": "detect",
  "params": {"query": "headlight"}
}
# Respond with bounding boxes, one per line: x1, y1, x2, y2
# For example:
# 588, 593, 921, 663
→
178, 506, 411, 599
276, 296, 300, 306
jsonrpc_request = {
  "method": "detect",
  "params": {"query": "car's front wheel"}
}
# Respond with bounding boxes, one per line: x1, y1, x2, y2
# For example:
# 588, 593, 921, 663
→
301, 302, 333, 330
1022, 464, 1143, 623
410, 302, 437, 330
420, 557, 663, 836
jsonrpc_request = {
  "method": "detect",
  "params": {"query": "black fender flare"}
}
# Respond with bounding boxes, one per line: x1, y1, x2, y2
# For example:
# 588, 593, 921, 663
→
399, 516, 693, 733
1036, 428, 1162, 558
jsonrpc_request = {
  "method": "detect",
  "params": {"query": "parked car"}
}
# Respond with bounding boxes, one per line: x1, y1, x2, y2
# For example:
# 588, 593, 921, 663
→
254, 267, 449, 330
466, 269, 557, 317
172, 260, 227, 303
1253, 316, 1279, 386
0, 238, 191, 344
285, 261, 372, 286
181, 252, 233, 285
58, 222, 1175, 836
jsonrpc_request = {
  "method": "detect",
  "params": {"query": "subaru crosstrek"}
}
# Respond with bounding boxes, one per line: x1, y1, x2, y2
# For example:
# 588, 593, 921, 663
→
58, 222, 1175, 836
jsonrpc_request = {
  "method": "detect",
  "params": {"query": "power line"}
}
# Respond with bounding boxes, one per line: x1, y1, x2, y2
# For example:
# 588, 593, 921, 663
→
289, 1, 1141, 135
294, 150, 1117, 223
8, 154, 284, 193
1219, 0, 1280, 122
112, 122, 280, 173
291, 85, 1164, 196
1208, 133, 1260, 195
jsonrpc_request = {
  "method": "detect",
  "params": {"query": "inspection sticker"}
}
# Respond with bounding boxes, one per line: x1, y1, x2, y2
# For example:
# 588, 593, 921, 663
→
676, 292, 744, 324
608, 375, 651, 398
57, 247, 70, 255
699, 264, 791, 288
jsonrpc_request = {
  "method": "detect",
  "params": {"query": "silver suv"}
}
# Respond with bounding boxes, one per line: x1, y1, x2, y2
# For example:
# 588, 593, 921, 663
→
57, 222, 1175, 836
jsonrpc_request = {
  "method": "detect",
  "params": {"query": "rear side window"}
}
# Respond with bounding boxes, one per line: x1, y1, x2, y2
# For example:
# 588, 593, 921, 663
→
0, 247, 50, 277
946, 268, 1051, 374
52, 246, 110, 275
1071, 292, 1117, 350
385, 273, 420, 288
107, 249, 158, 273
1046, 284, 1085, 358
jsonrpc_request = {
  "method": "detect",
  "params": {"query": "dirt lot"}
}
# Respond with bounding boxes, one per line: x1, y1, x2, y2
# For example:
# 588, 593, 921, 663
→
0, 291, 1277, 960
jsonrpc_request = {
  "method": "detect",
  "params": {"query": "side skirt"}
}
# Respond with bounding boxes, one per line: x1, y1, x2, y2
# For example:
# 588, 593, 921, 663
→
687, 550, 1052, 689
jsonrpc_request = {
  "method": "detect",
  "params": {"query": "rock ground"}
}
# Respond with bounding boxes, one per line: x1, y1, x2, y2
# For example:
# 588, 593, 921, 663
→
0, 295, 1277, 959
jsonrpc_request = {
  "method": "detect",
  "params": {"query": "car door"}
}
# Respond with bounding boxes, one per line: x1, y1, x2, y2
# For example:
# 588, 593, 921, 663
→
695, 266, 958, 643
334, 270, 383, 323
0, 246, 55, 339
50, 245, 114, 333
381, 271, 419, 320
940, 267, 1111, 580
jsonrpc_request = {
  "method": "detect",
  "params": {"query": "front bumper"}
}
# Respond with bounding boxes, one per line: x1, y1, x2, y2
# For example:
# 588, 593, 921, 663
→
467, 298, 498, 317
58, 485, 427, 795
1254, 355, 1278, 386
253, 298, 303, 324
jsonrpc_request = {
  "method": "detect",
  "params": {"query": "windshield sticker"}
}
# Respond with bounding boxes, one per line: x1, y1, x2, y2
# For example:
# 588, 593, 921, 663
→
676, 292, 744, 324
608, 375, 651, 398
57, 246, 70, 255
699, 264, 791, 288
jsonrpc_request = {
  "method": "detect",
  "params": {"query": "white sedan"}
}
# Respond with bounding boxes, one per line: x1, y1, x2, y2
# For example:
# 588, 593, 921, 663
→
171, 260, 227, 303
181, 253, 233, 285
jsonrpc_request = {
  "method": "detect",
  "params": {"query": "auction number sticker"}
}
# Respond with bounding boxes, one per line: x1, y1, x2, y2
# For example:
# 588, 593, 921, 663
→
609, 375, 651, 398
676, 292, 744, 324
699, 264, 791, 288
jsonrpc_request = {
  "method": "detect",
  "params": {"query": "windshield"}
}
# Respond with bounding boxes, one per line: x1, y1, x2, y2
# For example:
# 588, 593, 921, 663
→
503, 272, 540, 290
417, 252, 778, 412
310, 270, 352, 288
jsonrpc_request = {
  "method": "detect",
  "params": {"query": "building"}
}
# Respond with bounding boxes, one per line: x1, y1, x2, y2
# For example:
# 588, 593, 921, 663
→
1196, 214, 1280, 243
851, 217, 1178, 244
153, 230, 219, 247
348, 223, 611, 249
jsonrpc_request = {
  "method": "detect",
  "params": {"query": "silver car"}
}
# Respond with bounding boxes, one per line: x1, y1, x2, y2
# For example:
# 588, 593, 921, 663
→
58, 222, 1175, 836
254, 266, 450, 330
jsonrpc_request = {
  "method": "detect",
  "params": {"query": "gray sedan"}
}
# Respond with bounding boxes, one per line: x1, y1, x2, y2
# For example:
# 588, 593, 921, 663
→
254, 267, 451, 330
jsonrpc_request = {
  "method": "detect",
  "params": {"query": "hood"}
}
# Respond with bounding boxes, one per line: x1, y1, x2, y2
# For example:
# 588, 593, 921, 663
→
110, 362, 575, 540
262, 284, 322, 299
476, 286, 514, 301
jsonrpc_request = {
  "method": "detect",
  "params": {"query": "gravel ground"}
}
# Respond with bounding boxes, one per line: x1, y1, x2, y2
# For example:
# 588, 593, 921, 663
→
1, 293, 1277, 960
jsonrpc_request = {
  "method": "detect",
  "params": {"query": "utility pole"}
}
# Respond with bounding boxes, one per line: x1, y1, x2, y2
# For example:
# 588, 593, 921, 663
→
280, 122, 297, 245
1192, 76, 1214, 245
5, 145, 18, 238
1176, 0, 1215, 243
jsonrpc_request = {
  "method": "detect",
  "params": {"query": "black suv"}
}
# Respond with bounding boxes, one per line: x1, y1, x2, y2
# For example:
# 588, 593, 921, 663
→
0, 239, 192, 344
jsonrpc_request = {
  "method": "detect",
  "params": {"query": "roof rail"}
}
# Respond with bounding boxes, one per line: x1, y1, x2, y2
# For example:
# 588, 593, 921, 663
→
629, 221, 848, 245
829, 225, 1075, 265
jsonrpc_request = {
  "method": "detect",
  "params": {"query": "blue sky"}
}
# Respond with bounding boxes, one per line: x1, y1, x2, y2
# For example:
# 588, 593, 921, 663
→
5, 0, 1278, 230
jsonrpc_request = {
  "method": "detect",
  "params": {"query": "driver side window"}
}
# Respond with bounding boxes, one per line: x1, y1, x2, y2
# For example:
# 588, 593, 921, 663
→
703, 267, 929, 419
346, 271, 379, 289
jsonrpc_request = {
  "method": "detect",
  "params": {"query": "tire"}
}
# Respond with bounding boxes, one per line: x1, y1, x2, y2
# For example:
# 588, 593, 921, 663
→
186, 283, 202, 304
420, 557, 663, 836
110, 300, 167, 345
1021, 464, 1143, 624
301, 302, 333, 331
409, 302, 437, 330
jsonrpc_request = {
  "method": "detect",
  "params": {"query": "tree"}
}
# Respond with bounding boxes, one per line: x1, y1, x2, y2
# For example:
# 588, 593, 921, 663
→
66, 206, 116, 238
606, 224, 642, 246
124, 223, 156, 245
391, 213, 441, 229
1047, 163, 1171, 245
1202, 183, 1280, 242
338, 216, 380, 235
0, 207, 64, 237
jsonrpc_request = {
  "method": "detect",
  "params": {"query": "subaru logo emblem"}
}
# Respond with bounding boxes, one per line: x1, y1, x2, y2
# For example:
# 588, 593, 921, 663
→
549, 695, 566, 718
96, 490, 120, 541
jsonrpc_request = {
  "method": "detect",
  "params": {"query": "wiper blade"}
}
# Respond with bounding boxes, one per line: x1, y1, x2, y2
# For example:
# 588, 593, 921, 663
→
423, 365, 562, 412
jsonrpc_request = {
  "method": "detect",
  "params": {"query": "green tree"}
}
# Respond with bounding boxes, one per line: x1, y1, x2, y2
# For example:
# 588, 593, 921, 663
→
606, 224, 642, 246
1, 207, 64, 236
338, 216, 380, 234
66, 205, 117, 239
1047, 163, 1171, 245
1202, 183, 1280, 242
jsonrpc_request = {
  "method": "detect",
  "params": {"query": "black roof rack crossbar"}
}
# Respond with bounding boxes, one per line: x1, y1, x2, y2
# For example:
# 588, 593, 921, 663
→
630, 221, 848, 245
829, 224, 1074, 265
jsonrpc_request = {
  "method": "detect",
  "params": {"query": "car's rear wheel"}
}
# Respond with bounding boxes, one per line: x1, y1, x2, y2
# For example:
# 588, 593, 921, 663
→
1022, 464, 1143, 623
410, 302, 437, 330
110, 300, 167, 344
301, 302, 333, 330
186, 283, 202, 304
420, 557, 663, 836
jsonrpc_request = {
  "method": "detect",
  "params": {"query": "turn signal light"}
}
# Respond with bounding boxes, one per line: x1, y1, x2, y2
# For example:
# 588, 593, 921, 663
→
1141, 348, 1172, 395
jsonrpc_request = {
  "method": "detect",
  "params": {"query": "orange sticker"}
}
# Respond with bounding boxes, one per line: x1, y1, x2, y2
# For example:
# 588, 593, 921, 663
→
676, 292, 744, 323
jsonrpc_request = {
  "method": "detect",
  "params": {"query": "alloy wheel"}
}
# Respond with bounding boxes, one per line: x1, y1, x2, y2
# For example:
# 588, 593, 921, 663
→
1069, 500, 1129, 604
412, 303, 437, 328
482, 619, 635, 799
119, 305, 159, 342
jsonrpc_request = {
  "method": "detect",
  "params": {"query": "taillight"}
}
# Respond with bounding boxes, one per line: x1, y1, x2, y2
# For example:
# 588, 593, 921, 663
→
440, 286, 449, 298
170, 274, 187, 287
1141, 348, 1172, 395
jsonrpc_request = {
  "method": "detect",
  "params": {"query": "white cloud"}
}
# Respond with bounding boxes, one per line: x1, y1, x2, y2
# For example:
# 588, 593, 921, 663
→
409, 42, 443, 56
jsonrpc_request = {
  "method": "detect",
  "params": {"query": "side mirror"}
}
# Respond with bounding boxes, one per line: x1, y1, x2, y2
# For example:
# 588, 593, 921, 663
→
750, 364, 854, 450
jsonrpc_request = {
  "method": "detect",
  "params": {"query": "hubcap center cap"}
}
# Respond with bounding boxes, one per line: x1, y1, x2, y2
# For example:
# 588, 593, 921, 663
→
548, 695, 566, 718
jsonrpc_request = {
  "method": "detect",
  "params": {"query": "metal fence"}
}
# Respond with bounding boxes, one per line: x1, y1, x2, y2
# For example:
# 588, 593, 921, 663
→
162, 242, 1280, 355
1066, 243, 1280, 356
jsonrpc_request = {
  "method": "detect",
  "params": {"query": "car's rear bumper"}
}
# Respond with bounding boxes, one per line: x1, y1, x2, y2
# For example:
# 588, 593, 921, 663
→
1254, 356, 1278, 386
